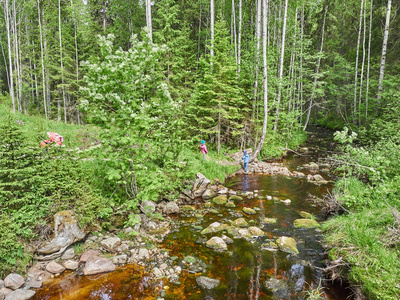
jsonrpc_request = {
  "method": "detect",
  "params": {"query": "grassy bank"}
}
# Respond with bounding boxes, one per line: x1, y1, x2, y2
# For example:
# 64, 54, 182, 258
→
321, 133, 400, 299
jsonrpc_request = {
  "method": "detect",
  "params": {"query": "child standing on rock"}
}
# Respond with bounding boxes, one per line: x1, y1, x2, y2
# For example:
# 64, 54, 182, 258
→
242, 150, 250, 172
200, 140, 208, 160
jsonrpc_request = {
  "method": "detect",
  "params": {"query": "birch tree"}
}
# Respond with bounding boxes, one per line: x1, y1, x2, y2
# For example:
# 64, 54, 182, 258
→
3, 0, 15, 112
145, 0, 152, 41
376, 0, 391, 104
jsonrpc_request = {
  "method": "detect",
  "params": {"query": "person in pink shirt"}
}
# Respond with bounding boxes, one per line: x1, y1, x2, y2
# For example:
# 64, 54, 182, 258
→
200, 140, 208, 159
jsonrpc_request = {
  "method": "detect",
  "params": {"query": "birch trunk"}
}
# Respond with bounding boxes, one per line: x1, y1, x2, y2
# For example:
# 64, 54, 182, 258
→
377, 0, 391, 104
359, 0, 367, 126
303, 5, 327, 130
353, 0, 364, 124
252, 0, 269, 161
4, 0, 15, 112
238, 0, 242, 75
231, 0, 237, 63
273, 0, 288, 131
59, 0, 67, 123
365, 0, 373, 122
145, 0, 152, 41
253, 0, 261, 119
210, 0, 215, 65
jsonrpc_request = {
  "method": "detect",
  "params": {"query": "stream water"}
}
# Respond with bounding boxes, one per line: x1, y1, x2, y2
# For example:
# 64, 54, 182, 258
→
33, 126, 352, 300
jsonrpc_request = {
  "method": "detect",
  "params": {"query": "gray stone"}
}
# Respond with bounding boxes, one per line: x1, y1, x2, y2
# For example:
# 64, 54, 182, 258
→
4, 274, 24, 290
37, 211, 85, 259
281, 199, 291, 205
0, 280, 4, 288
138, 248, 149, 260
242, 207, 257, 215
159, 263, 168, 270
206, 237, 227, 251
61, 247, 75, 260
264, 278, 289, 299
276, 236, 299, 254
201, 222, 229, 235
248, 226, 265, 236
5, 289, 36, 300
153, 267, 163, 277
25, 279, 42, 289
141, 200, 156, 214
100, 236, 121, 251
63, 260, 79, 270
0, 288, 12, 297
80, 250, 99, 262
201, 189, 216, 200
45, 261, 66, 274
221, 235, 234, 244
231, 218, 249, 228
83, 256, 116, 275
193, 173, 211, 198
112, 255, 128, 265
0, 292, 3, 300
165, 202, 180, 215
196, 276, 220, 289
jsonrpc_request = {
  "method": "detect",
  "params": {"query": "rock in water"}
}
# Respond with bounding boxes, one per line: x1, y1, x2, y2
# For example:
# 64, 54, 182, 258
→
4, 274, 24, 290
196, 276, 220, 289
83, 256, 116, 275
205, 237, 228, 251
276, 236, 299, 254
5, 289, 36, 300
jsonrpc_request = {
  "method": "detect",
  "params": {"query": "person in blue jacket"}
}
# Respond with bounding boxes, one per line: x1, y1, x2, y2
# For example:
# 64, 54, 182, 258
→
242, 150, 250, 172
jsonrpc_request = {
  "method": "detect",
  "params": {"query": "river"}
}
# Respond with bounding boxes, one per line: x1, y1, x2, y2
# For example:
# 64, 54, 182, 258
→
33, 126, 351, 299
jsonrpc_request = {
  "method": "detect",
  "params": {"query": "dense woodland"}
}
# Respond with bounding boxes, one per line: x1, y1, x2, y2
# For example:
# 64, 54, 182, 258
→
1, 0, 400, 299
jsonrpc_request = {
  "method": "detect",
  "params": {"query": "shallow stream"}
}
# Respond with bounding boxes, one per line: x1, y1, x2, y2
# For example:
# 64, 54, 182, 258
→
33, 126, 351, 299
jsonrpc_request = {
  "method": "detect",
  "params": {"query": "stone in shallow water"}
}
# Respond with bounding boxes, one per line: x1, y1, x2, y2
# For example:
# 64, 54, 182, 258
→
225, 201, 236, 208
264, 278, 289, 299
201, 222, 229, 234
243, 207, 257, 215
212, 195, 228, 205
231, 218, 249, 228
83, 256, 116, 275
276, 236, 299, 254
4, 289, 36, 300
204, 202, 213, 208
196, 276, 220, 289
228, 195, 243, 201
262, 218, 277, 224
45, 261, 66, 274
293, 219, 320, 228
205, 236, 227, 251
299, 211, 312, 219
248, 226, 265, 236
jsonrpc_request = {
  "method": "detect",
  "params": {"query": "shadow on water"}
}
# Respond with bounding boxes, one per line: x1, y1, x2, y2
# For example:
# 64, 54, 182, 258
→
33, 126, 353, 299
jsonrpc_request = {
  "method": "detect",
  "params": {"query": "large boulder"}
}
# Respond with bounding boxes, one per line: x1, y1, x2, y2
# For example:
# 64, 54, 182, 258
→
4, 274, 24, 290
193, 173, 210, 197
196, 276, 220, 289
202, 189, 216, 200
83, 256, 116, 275
37, 211, 85, 259
276, 236, 299, 254
165, 202, 180, 215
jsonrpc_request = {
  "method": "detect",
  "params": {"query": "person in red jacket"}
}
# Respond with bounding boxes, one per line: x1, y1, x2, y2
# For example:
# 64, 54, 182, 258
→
200, 140, 208, 160
40, 132, 64, 147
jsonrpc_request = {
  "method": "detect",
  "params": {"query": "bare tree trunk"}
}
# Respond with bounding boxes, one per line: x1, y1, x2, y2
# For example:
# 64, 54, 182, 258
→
353, 0, 364, 124
273, 0, 288, 131
358, 0, 367, 127
145, 0, 152, 41
12, 0, 22, 113
253, 0, 261, 119
210, 0, 214, 65
252, 0, 269, 161
71, 0, 80, 121
300, 4, 304, 122
0, 35, 10, 92
303, 5, 327, 130
59, 0, 67, 123
377, 0, 391, 106
4, 0, 15, 112
231, 0, 237, 63
365, 0, 373, 123
238, 0, 242, 75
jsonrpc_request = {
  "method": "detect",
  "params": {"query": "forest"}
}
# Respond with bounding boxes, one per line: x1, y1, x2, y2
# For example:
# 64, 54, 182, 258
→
0, 0, 400, 299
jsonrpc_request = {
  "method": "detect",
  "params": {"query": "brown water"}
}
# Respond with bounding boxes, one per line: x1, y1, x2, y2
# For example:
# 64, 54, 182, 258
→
33, 126, 351, 300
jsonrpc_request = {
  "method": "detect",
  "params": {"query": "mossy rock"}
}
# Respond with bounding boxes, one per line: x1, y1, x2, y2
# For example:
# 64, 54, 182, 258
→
212, 195, 228, 205
276, 236, 299, 254
242, 207, 257, 215
293, 219, 320, 228
195, 214, 204, 219
228, 195, 243, 201
299, 211, 312, 219
183, 256, 197, 263
225, 201, 236, 208
262, 218, 277, 224
147, 227, 169, 235
248, 226, 265, 236
230, 218, 249, 228
261, 241, 278, 251
181, 205, 196, 211
210, 209, 219, 214
206, 237, 227, 251
201, 222, 229, 235
204, 202, 213, 208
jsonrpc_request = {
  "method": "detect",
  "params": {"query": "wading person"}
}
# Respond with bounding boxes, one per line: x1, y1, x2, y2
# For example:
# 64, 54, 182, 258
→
242, 150, 249, 172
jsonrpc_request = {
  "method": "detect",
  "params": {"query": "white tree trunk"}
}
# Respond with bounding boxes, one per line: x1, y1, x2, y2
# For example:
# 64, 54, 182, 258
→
145, 0, 152, 41
353, 0, 364, 124
252, 0, 269, 160
253, 0, 261, 119
59, 0, 67, 123
303, 5, 327, 130
4, 0, 15, 112
238, 0, 242, 75
377, 0, 391, 102
210, 0, 214, 65
365, 0, 373, 122
359, 0, 367, 126
231, 0, 237, 63
273, 0, 288, 131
